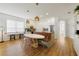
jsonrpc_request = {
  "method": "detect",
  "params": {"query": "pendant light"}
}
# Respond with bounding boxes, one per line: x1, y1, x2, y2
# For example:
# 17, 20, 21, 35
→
34, 3, 40, 21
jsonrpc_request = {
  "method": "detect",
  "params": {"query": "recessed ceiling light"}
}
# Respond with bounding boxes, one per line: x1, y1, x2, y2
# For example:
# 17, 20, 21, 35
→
46, 13, 48, 15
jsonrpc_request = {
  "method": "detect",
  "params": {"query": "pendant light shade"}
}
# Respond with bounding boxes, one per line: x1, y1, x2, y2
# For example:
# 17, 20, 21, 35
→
34, 16, 40, 21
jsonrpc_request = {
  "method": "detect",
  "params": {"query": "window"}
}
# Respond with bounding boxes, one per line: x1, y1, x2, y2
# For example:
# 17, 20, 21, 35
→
7, 20, 16, 32
7, 20, 24, 33
16, 21, 24, 33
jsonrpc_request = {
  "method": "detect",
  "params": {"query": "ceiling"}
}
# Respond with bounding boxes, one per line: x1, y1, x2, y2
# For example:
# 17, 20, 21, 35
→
0, 3, 78, 19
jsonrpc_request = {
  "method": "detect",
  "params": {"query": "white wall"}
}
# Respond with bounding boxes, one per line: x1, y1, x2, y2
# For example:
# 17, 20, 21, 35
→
54, 18, 59, 39
65, 16, 79, 55
71, 16, 79, 55
66, 17, 75, 38
34, 17, 56, 32
0, 12, 24, 41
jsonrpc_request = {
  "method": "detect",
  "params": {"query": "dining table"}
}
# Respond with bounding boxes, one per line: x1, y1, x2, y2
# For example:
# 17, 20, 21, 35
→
24, 34, 45, 48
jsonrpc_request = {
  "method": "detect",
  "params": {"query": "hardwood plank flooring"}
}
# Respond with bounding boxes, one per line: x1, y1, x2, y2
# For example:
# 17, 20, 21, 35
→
0, 36, 77, 56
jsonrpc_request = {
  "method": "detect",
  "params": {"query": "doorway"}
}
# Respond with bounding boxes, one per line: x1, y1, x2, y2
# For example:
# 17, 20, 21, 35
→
59, 20, 66, 45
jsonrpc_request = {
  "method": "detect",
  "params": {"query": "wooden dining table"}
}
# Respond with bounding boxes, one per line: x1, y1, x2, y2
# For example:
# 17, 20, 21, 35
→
24, 34, 45, 48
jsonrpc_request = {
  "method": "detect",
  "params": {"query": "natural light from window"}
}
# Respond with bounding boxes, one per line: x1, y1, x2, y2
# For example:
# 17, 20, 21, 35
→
7, 20, 24, 33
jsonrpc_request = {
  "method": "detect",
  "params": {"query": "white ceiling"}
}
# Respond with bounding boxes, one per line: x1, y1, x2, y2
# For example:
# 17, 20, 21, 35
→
0, 3, 78, 19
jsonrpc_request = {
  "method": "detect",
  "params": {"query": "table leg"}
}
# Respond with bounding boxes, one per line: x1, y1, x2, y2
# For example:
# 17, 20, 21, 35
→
10, 35, 15, 40
31, 39, 38, 48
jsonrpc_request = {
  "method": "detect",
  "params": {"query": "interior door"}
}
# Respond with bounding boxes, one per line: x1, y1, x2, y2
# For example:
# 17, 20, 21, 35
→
59, 20, 65, 38
59, 20, 66, 44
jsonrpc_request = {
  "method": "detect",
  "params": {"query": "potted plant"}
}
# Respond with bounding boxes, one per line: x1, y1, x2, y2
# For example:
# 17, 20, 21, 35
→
74, 5, 79, 15
74, 5, 79, 35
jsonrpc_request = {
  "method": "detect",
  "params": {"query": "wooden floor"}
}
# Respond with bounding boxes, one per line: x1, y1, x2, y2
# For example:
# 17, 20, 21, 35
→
0, 36, 77, 56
